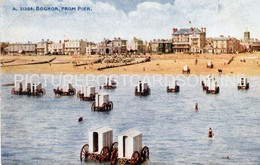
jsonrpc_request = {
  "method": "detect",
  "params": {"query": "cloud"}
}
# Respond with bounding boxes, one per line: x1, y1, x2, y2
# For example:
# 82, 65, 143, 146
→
1, 0, 260, 43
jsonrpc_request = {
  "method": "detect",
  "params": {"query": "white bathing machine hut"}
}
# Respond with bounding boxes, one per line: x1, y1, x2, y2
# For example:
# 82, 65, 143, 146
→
103, 78, 117, 89
12, 81, 45, 96
182, 65, 190, 74
53, 83, 76, 96
238, 77, 249, 90
28, 82, 45, 95
91, 93, 113, 111
202, 75, 215, 90
14, 81, 27, 92
207, 61, 214, 68
89, 126, 113, 154
117, 129, 149, 164
80, 126, 116, 162
206, 78, 219, 94
167, 80, 180, 93
135, 81, 150, 96
78, 85, 96, 101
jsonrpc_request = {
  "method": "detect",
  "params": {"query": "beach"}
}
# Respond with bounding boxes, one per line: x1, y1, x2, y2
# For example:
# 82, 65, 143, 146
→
1, 53, 260, 76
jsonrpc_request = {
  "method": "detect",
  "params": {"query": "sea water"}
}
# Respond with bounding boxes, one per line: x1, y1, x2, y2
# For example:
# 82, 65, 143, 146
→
1, 74, 260, 164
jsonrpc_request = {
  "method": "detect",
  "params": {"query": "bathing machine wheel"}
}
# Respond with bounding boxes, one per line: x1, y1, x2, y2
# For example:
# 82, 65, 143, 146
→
77, 90, 81, 98
108, 101, 113, 110
99, 146, 110, 163
110, 148, 118, 165
102, 103, 107, 111
130, 151, 140, 165
80, 144, 89, 162
141, 146, 149, 161
91, 102, 96, 111
111, 142, 118, 151
41, 88, 46, 95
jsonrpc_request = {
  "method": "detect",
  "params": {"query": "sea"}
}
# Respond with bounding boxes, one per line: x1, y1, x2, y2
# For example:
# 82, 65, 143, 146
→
1, 73, 260, 164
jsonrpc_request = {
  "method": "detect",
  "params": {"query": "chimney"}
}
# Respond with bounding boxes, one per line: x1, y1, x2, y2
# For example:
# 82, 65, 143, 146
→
42, 39, 44, 42
204, 27, 206, 33
201, 27, 203, 32
59, 40, 61, 43
190, 27, 193, 32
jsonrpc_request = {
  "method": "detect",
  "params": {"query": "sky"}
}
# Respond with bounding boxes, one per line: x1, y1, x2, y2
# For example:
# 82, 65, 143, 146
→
1, 0, 260, 43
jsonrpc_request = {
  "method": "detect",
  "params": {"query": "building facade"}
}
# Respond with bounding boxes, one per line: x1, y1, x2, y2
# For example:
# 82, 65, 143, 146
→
172, 27, 206, 53
127, 37, 144, 54
112, 37, 127, 54
86, 42, 97, 55
64, 39, 87, 55
48, 40, 65, 55
213, 36, 240, 54
158, 39, 172, 53
97, 38, 113, 55
213, 36, 228, 54
37, 39, 52, 55
227, 38, 240, 54
8, 42, 36, 55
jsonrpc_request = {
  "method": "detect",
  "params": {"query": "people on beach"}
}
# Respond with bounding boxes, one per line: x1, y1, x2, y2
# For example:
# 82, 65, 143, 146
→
208, 128, 214, 138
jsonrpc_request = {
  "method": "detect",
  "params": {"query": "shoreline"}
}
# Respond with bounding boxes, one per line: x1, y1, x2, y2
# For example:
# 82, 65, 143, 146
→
1, 53, 260, 76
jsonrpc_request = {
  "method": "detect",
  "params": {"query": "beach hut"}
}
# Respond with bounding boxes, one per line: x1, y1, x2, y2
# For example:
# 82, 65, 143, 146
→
182, 65, 190, 74
103, 78, 117, 89
135, 81, 151, 96
53, 83, 76, 96
238, 77, 249, 90
207, 61, 214, 68
77, 85, 96, 101
167, 80, 180, 93
116, 129, 149, 165
80, 126, 118, 163
91, 93, 113, 111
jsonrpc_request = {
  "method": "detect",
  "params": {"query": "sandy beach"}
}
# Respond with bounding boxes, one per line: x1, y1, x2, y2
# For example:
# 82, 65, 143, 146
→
1, 53, 260, 76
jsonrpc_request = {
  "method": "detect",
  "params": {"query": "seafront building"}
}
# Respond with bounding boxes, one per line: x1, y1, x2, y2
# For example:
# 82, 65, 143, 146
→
64, 39, 87, 55
97, 38, 113, 55
48, 40, 65, 55
240, 29, 260, 52
3, 27, 260, 56
37, 39, 53, 55
172, 27, 206, 53
86, 42, 97, 55
127, 37, 144, 54
149, 39, 172, 54
213, 36, 229, 54
212, 35, 240, 54
8, 42, 36, 55
112, 37, 127, 54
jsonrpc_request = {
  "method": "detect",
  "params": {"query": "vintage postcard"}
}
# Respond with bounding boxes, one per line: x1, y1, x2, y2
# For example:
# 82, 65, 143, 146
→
1, 0, 260, 164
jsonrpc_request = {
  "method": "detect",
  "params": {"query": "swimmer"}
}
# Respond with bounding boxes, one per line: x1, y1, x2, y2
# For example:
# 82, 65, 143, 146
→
195, 103, 198, 110
78, 117, 83, 122
208, 128, 214, 138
